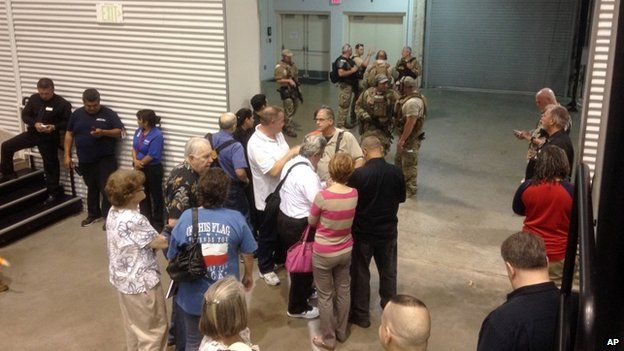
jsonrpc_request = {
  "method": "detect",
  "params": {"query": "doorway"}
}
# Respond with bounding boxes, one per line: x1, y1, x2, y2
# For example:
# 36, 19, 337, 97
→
279, 13, 330, 80
347, 15, 405, 65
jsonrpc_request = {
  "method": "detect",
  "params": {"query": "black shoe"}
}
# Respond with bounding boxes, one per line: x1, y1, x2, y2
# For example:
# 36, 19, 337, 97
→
81, 215, 102, 227
349, 318, 371, 328
0, 172, 18, 183
42, 195, 58, 205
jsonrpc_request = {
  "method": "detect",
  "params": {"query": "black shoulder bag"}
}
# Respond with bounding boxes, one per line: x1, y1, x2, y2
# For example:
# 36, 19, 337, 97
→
166, 208, 206, 282
260, 161, 309, 234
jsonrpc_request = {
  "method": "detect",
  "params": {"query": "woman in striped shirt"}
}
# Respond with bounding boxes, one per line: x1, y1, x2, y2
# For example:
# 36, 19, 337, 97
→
309, 153, 358, 350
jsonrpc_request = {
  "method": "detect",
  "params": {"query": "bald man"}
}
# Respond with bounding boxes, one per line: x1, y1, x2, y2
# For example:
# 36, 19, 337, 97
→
206, 112, 251, 223
379, 295, 431, 351
514, 88, 571, 161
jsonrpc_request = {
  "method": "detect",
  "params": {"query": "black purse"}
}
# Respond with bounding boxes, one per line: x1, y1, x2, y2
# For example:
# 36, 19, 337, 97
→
166, 208, 206, 282
260, 161, 309, 234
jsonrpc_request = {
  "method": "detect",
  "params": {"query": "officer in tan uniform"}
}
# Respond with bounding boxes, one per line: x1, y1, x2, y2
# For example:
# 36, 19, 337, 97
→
274, 49, 300, 137
363, 50, 393, 89
394, 46, 422, 81
355, 74, 400, 154
395, 76, 426, 197
311, 106, 365, 182
335, 44, 360, 128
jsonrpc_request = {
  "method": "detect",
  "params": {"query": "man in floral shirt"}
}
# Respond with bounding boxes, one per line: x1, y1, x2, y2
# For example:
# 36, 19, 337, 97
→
163, 137, 213, 349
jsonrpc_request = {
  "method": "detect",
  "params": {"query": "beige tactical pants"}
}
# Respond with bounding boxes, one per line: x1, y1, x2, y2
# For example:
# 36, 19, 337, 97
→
395, 138, 421, 196
282, 97, 298, 133
337, 83, 353, 127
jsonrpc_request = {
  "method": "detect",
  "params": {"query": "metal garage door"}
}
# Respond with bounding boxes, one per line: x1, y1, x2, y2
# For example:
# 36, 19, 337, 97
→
8, 0, 227, 202
424, 0, 577, 93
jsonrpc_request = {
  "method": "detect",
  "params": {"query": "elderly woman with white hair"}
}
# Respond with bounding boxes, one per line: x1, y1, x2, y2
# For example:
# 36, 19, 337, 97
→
277, 133, 327, 319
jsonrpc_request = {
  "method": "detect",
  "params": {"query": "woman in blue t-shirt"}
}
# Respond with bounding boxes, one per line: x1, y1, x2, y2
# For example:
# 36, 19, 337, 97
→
132, 109, 165, 231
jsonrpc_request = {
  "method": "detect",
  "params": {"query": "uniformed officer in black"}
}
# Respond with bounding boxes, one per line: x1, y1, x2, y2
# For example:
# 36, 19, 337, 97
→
0, 78, 72, 200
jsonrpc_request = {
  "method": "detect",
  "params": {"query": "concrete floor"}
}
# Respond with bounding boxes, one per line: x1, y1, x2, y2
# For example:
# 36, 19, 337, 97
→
0, 81, 579, 350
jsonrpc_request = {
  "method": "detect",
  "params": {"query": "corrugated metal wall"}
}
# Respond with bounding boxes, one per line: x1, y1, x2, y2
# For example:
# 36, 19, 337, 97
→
424, 0, 576, 93
0, 1, 18, 136
4, 0, 227, 203
579, 0, 620, 210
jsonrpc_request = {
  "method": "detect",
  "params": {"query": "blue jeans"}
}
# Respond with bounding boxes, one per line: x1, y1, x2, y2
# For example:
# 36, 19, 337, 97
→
224, 182, 251, 228
181, 308, 202, 351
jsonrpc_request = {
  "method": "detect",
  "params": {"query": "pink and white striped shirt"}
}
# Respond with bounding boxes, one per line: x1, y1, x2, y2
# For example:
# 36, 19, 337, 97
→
309, 188, 358, 257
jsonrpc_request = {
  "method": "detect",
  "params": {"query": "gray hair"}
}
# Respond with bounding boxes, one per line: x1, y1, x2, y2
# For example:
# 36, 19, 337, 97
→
300, 134, 327, 158
218, 112, 237, 130
547, 104, 571, 130
184, 137, 211, 158
403, 46, 412, 54
341, 44, 352, 54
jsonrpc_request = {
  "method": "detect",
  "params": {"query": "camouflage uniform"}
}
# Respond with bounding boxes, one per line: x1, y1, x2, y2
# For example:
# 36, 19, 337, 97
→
394, 91, 426, 197
335, 55, 358, 127
394, 56, 422, 81
363, 61, 393, 89
354, 86, 400, 154
274, 60, 299, 135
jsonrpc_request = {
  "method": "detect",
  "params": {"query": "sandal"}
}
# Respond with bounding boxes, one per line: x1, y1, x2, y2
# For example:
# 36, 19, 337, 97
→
312, 336, 335, 351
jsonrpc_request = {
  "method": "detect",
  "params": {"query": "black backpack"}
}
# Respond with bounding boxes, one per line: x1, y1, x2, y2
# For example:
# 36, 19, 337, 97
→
260, 162, 309, 234
205, 133, 238, 168
166, 208, 206, 282
329, 57, 341, 83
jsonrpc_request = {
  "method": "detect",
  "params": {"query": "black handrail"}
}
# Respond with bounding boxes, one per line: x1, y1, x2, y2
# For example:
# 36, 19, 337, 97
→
556, 163, 596, 351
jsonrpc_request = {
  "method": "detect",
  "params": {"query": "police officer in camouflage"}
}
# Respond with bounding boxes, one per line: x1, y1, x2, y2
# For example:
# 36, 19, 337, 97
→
394, 46, 422, 81
335, 44, 360, 128
395, 76, 426, 197
355, 74, 400, 154
363, 50, 393, 90
274, 49, 300, 137
349, 44, 372, 128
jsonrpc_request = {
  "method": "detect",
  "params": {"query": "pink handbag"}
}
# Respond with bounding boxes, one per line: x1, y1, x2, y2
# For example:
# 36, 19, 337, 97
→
285, 226, 313, 273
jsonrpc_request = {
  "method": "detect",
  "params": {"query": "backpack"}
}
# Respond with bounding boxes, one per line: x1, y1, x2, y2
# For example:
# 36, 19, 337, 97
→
329, 57, 340, 83
259, 162, 309, 235
205, 133, 238, 168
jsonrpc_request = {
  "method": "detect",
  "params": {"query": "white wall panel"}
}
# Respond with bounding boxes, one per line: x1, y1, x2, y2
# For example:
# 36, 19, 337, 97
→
0, 1, 19, 136
9, 0, 227, 203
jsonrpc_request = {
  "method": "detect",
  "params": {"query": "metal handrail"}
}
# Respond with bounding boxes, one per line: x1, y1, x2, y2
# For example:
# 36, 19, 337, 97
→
556, 163, 596, 351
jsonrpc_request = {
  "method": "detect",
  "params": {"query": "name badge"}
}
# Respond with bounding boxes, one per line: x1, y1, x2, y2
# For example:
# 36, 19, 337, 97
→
45, 107, 53, 112
96, 118, 106, 122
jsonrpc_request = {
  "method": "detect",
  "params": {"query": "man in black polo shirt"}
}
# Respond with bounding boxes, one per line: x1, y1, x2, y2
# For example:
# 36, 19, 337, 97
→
1, 78, 71, 201
64, 88, 124, 227
525, 104, 574, 180
477, 231, 559, 351
348, 136, 406, 328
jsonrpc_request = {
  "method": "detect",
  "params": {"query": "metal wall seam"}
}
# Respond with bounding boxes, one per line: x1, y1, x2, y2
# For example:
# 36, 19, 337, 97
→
9, 0, 227, 207
0, 0, 20, 134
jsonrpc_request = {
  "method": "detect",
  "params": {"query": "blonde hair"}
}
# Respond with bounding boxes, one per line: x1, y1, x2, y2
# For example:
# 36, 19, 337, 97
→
105, 169, 145, 207
199, 276, 248, 340
329, 153, 354, 184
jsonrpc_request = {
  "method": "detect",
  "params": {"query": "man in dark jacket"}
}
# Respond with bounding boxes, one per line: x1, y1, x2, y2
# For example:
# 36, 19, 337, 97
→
477, 231, 559, 351
348, 135, 406, 328
1, 78, 71, 201
525, 104, 574, 180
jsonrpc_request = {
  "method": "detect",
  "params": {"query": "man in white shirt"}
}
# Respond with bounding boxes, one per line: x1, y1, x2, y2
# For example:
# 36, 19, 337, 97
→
247, 106, 300, 286
278, 134, 326, 318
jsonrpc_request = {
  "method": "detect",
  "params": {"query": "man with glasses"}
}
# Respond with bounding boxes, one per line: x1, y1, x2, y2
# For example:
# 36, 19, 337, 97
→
312, 106, 364, 183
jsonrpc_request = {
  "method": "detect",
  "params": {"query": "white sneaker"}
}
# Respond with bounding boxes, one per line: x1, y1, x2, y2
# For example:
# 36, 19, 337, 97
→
258, 271, 280, 286
287, 306, 320, 319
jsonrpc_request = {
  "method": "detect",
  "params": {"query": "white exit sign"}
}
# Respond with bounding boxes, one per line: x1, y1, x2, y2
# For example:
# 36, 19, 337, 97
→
96, 3, 123, 24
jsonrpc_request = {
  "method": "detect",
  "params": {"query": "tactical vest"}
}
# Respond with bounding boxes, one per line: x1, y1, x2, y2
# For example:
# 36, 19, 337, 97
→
396, 57, 418, 80
396, 92, 427, 137
366, 62, 392, 87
